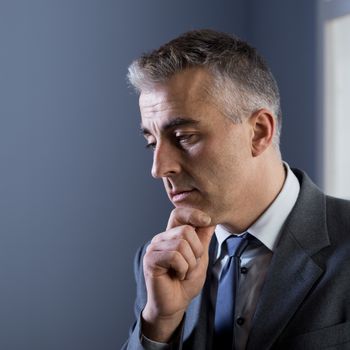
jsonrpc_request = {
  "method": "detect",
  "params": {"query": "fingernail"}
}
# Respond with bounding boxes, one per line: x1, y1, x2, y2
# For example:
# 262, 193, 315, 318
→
200, 214, 211, 225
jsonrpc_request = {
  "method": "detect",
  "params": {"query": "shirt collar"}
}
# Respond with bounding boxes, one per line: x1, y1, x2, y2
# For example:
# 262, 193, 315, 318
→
215, 162, 300, 258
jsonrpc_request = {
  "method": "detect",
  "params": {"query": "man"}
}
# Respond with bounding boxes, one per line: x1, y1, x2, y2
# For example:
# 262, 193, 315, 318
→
122, 29, 350, 349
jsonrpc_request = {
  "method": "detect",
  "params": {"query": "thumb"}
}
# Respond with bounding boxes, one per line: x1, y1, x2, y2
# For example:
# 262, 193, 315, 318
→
196, 225, 216, 251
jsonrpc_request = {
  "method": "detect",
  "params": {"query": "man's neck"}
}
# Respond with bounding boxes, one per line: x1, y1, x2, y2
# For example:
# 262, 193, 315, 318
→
222, 161, 286, 234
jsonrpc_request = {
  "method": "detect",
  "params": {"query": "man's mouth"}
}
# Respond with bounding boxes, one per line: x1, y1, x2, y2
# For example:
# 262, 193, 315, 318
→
170, 189, 195, 202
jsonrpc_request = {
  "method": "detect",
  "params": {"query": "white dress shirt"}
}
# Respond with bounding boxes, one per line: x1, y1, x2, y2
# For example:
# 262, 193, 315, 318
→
213, 163, 300, 349
142, 163, 300, 349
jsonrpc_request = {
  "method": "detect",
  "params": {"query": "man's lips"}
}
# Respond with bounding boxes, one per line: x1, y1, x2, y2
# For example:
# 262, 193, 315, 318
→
170, 189, 195, 202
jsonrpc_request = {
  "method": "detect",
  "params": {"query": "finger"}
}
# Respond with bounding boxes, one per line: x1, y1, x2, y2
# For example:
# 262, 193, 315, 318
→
152, 225, 203, 259
144, 250, 189, 281
195, 225, 216, 251
167, 207, 211, 230
147, 238, 198, 273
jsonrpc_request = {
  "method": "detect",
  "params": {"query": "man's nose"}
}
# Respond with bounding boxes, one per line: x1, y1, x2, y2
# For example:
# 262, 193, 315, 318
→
151, 142, 181, 178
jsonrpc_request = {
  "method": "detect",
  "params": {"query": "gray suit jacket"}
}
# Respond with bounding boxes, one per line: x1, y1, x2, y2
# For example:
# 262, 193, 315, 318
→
122, 169, 350, 349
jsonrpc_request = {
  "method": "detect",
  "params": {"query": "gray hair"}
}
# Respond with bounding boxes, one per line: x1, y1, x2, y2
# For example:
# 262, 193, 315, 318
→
128, 29, 282, 147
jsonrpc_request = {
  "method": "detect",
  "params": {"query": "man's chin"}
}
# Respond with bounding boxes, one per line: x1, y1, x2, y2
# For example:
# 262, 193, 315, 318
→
171, 201, 216, 219
171, 201, 196, 209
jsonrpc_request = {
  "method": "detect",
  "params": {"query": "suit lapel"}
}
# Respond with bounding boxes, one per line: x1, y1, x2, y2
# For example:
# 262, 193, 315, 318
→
247, 169, 330, 350
247, 229, 323, 349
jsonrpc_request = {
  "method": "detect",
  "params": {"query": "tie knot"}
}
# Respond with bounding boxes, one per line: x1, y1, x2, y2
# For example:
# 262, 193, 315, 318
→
225, 234, 249, 257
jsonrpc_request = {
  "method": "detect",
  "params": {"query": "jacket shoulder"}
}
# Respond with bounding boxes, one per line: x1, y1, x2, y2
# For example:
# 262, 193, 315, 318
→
325, 195, 350, 232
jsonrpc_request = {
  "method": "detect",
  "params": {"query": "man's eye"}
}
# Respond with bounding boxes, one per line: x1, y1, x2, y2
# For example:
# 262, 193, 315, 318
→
177, 134, 196, 144
145, 143, 156, 150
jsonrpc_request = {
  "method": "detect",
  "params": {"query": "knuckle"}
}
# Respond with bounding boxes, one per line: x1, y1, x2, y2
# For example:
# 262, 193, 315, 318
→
176, 238, 188, 252
144, 245, 154, 260
148, 240, 158, 251
170, 225, 188, 240
145, 244, 152, 254
169, 250, 184, 266
143, 251, 153, 268
144, 242, 161, 261
179, 224, 195, 236
151, 233, 162, 243
170, 250, 181, 261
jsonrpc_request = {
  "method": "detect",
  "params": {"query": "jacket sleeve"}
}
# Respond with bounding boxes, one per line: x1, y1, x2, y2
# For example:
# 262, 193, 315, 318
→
121, 244, 184, 350
121, 245, 147, 349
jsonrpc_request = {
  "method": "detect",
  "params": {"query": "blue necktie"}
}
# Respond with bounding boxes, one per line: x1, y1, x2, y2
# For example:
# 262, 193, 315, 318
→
213, 234, 249, 349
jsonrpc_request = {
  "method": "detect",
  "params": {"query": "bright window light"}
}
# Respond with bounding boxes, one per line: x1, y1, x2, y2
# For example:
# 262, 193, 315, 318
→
324, 14, 350, 199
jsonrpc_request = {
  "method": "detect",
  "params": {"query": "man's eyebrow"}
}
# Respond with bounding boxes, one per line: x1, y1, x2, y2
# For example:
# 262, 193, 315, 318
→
140, 117, 200, 136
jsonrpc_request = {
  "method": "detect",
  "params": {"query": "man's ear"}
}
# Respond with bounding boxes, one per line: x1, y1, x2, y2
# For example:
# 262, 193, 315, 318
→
249, 109, 276, 157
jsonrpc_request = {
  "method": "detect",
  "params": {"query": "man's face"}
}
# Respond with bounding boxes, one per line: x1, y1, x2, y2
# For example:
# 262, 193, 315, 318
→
139, 68, 255, 226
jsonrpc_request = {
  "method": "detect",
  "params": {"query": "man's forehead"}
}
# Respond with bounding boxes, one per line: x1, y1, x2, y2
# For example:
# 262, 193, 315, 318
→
140, 117, 201, 136
139, 68, 213, 108
139, 87, 177, 112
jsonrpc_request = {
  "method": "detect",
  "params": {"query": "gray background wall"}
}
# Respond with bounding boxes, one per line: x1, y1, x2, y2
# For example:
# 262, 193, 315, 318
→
0, 1, 319, 349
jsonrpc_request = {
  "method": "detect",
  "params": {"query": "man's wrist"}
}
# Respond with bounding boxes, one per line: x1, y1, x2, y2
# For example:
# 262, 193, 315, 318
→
141, 308, 185, 343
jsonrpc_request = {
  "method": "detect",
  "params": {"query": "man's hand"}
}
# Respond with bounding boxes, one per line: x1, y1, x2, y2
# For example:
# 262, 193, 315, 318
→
142, 207, 215, 343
